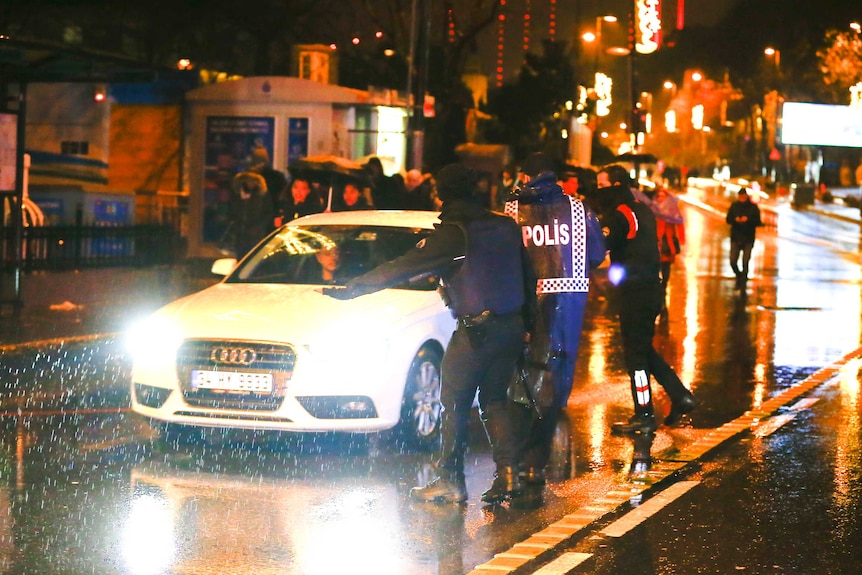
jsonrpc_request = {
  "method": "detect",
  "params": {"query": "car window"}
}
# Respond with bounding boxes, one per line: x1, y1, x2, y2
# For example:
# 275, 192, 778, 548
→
226, 224, 435, 289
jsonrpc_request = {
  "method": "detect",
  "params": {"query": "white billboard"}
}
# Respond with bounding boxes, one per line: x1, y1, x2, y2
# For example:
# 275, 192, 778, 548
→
781, 102, 862, 148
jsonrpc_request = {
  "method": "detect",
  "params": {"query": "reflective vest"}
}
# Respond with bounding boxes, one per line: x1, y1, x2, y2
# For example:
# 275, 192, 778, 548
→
506, 195, 591, 294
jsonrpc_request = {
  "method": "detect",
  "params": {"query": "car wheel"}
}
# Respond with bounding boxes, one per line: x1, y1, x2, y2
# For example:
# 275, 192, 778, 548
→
395, 344, 443, 452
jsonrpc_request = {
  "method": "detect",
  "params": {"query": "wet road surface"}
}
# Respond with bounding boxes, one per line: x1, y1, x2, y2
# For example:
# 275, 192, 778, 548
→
0, 190, 861, 574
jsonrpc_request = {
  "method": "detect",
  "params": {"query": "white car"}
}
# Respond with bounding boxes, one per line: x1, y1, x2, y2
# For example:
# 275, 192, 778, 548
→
128, 210, 455, 449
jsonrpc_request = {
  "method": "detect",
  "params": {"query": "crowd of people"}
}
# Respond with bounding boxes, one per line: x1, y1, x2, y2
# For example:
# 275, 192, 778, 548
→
224, 151, 765, 505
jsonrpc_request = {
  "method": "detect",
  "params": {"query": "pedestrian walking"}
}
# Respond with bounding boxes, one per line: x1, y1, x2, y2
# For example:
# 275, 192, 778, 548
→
725, 188, 762, 290
324, 163, 534, 504
595, 164, 696, 434
651, 187, 685, 304
504, 152, 606, 485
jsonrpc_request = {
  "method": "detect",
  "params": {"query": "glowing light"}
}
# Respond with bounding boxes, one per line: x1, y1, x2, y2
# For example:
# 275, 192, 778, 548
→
663, 80, 674, 90
352, 37, 360, 45
176, 58, 193, 70
665, 109, 676, 133
607, 263, 626, 285
635, 0, 661, 54
582, 32, 596, 43
383, 49, 395, 57
691, 104, 704, 130
691, 71, 703, 82
375, 31, 383, 39
121, 495, 175, 575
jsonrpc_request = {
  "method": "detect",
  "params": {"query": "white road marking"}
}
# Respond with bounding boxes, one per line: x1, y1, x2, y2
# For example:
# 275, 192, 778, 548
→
531, 553, 593, 574
753, 397, 820, 437
599, 481, 700, 538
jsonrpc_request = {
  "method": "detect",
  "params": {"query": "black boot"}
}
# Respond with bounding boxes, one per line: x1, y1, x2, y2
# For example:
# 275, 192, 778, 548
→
410, 473, 467, 503
479, 403, 520, 502
665, 392, 697, 426
611, 414, 658, 435
481, 466, 523, 504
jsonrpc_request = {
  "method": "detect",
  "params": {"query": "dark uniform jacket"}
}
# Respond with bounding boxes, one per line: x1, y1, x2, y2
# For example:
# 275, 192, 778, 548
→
599, 183, 661, 284
337, 198, 533, 320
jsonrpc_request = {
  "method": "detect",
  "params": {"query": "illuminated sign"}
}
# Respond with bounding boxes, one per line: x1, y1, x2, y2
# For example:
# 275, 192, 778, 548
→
781, 102, 862, 148
635, 0, 661, 55
595, 73, 613, 117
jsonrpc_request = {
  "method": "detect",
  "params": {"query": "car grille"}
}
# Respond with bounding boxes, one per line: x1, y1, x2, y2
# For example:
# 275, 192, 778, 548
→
176, 339, 296, 412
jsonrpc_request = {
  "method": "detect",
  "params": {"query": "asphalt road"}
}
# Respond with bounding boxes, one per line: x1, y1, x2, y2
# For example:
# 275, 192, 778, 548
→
0, 187, 860, 574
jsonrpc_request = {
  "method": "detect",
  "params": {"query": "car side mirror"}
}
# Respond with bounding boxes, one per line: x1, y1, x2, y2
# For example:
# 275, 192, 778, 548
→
211, 258, 238, 276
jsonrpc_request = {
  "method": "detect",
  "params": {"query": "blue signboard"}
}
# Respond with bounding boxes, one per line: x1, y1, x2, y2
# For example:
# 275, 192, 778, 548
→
203, 116, 275, 243
287, 118, 309, 166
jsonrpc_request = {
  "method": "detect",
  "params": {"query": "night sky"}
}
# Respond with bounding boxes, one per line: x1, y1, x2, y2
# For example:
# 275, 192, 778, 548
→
478, 0, 742, 84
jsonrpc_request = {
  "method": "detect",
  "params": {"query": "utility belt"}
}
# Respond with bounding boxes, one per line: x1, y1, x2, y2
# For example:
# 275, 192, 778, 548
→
456, 309, 519, 329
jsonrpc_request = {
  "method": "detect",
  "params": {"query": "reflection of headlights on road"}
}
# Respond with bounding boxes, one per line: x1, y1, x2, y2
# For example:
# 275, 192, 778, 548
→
121, 494, 175, 575
309, 320, 390, 365
126, 317, 184, 364
608, 263, 626, 286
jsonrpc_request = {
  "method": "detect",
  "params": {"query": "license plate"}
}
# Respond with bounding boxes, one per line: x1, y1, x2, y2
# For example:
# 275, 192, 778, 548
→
190, 370, 273, 393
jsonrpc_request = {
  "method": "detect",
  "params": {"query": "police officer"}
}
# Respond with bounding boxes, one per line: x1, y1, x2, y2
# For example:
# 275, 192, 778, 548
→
505, 152, 606, 485
596, 164, 696, 434
324, 163, 533, 504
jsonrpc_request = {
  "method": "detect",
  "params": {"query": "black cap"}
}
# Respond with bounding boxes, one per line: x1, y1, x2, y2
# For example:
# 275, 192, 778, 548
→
435, 163, 477, 202
522, 152, 559, 177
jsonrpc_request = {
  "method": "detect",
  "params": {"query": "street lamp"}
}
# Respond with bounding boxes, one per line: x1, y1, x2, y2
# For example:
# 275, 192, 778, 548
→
764, 46, 781, 68
585, 15, 618, 77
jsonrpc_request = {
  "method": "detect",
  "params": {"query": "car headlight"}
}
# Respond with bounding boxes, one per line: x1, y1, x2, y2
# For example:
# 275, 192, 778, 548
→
126, 316, 185, 365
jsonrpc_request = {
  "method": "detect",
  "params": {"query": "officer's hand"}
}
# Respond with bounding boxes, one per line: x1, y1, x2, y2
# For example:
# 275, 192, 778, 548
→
321, 287, 356, 300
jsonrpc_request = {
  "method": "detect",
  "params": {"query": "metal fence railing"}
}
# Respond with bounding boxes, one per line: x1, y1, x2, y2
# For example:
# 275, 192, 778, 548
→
2, 224, 183, 270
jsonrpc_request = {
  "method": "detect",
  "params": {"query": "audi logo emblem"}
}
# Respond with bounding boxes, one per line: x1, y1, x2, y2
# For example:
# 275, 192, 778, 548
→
210, 347, 257, 366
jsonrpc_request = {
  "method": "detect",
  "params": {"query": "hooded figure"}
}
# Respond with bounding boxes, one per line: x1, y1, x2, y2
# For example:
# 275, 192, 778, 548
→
228, 171, 273, 256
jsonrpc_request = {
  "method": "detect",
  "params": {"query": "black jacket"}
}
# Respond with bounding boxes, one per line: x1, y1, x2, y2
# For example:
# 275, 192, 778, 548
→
598, 184, 660, 284
338, 198, 535, 321
726, 199, 762, 244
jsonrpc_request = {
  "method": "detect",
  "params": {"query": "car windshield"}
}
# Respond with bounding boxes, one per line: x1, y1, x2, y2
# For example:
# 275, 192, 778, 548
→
226, 224, 435, 289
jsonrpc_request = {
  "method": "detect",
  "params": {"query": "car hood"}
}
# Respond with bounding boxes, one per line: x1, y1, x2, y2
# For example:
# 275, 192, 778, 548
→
149, 283, 444, 345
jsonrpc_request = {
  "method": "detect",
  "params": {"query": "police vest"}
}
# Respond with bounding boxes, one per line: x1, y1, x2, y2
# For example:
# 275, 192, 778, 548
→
443, 214, 525, 317
505, 195, 589, 294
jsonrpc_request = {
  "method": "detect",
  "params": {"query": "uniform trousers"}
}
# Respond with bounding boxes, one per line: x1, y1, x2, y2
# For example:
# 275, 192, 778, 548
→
617, 279, 689, 414
438, 313, 525, 477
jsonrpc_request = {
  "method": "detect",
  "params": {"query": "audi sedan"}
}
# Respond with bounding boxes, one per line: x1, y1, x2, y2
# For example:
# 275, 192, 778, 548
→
127, 210, 454, 449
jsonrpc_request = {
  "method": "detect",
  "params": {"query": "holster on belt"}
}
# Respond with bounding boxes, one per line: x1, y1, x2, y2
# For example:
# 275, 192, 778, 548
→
457, 310, 493, 328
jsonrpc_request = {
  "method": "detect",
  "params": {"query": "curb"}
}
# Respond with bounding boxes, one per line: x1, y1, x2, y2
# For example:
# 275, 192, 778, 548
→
467, 346, 862, 575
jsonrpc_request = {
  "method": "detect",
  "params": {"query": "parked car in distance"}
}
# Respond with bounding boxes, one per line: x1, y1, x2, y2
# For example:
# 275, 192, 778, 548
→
127, 210, 454, 450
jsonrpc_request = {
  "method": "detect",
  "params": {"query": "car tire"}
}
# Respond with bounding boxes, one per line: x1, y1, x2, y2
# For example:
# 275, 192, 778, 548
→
394, 344, 443, 452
